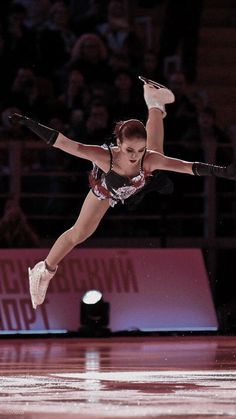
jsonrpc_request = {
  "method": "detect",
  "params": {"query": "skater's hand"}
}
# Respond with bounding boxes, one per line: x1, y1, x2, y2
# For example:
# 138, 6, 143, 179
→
8, 113, 29, 126
8, 113, 58, 145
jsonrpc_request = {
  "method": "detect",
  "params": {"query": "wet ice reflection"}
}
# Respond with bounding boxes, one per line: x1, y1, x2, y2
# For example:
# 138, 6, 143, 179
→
0, 337, 236, 417
84, 348, 101, 403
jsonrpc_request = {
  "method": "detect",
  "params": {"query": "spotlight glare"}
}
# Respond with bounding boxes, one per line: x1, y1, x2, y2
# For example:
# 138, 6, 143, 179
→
79, 289, 110, 337
82, 290, 102, 305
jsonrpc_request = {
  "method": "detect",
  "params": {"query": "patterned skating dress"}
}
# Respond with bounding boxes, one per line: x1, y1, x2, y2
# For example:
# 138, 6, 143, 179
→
89, 145, 150, 207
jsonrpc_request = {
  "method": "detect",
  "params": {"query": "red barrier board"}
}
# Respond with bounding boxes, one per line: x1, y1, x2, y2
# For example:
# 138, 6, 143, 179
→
0, 248, 218, 332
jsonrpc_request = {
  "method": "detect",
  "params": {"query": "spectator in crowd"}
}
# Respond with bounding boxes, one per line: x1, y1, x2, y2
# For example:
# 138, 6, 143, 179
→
69, 32, 113, 85
97, 0, 142, 65
3, 3, 36, 82
111, 70, 145, 120
85, 100, 111, 144
69, 0, 106, 36
199, 107, 232, 159
108, 51, 131, 76
164, 71, 198, 150
189, 89, 208, 114
37, 0, 76, 86
7, 67, 57, 121
0, 197, 40, 247
40, 114, 70, 173
22, 147, 43, 174
178, 106, 234, 205
67, 109, 86, 140
58, 69, 90, 112
183, 106, 233, 163
138, 49, 160, 83
157, 0, 203, 83
20, 0, 52, 31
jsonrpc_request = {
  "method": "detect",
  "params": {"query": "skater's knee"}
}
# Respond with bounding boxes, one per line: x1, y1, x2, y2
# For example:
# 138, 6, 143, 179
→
69, 226, 93, 245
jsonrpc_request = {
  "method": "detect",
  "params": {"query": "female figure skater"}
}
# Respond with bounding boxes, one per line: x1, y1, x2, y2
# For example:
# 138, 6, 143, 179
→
10, 80, 236, 309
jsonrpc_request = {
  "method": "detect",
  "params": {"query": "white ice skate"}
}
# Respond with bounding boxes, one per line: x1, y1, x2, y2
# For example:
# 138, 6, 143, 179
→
28, 261, 57, 309
139, 75, 175, 116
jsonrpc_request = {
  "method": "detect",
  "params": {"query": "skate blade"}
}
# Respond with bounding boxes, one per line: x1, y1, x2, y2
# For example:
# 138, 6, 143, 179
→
139, 76, 175, 103
28, 267, 37, 310
139, 75, 167, 89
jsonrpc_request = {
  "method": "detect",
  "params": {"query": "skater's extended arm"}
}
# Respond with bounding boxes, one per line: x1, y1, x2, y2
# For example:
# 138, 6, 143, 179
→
145, 151, 236, 180
146, 151, 193, 175
54, 133, 107, 165
9, 113, 109, 168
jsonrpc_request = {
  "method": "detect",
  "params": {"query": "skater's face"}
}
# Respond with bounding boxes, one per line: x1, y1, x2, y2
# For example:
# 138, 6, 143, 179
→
115, 119, 147, 166
119, 137, 146, 166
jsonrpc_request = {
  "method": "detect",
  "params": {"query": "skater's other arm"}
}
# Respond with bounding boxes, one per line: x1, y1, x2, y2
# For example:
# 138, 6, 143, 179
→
145, 151, 194, 175
54, 133, 108, 166
145, 151, 236, 180
9, 113, 109, 169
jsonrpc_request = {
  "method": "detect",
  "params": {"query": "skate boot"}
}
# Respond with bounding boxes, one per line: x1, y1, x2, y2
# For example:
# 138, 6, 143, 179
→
139, 76, 175, 117
28, 261, 57, 309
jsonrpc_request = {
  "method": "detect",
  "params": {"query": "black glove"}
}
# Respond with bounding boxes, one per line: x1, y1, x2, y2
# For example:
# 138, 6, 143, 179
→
192, 162, 236, 180
9, 113, 59, 145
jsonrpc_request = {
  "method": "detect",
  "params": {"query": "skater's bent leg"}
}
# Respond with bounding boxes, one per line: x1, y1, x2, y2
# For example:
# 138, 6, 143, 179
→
45, 191, 110, 269
144, 83, 174, 153
146, 108, 164, 154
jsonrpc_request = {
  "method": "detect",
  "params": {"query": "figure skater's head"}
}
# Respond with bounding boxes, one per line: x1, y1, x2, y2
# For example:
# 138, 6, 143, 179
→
114, 119, 147, 165
114, 119, 147, 142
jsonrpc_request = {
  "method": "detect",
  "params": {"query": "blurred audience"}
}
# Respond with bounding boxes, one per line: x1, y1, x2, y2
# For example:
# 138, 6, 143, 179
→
69, 0, 106, 36
37, 1, 76, 87
111, 70, 145, 120
69, 33, 113, 85
6, 67, 58, 121
157, 0, 203, 83
0, 0, 234, 246
108, 51, 131, 75
18, 0, 52, 31
85, 100, 111, 144
3, 3, 36, 82
165, 71, 198, 147
67, 109, 86, 140
97, 0, 142, 65
183, 106, 233, 163
58, 69, 90, 112
139, 49, 160, 82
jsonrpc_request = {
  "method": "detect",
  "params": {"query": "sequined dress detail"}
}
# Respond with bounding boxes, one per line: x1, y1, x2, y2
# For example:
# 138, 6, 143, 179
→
89, 145, 148, 207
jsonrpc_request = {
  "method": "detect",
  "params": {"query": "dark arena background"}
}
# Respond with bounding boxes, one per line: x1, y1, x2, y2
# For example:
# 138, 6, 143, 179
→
1, 0, 236, 417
